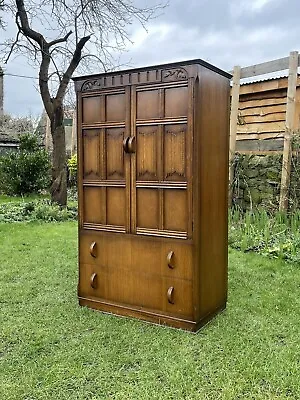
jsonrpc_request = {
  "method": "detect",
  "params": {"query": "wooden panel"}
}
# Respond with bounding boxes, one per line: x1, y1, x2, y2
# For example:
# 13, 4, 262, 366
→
136, 126, 158, 181
242, 113, 286, 124
82, 130, 101, 179
239, 90, 287, 102
239, 104, 286, 117
164, 86, 188, 118
163, 124, 186, 181
239, 97, 287, 109
83, 187, 104, 224
105, 128, 125, 180
136, 89, 160, 120
82, 96, 103, 123
237, 121, 285, 133
196, 67, 229, 320
106, 93, 126, 122
106, 188, 125, 226
164, 190, 187, 232
137, 188, 159, 229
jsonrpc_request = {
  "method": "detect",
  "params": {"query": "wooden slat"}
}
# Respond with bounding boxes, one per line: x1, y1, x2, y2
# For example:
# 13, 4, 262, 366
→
242, 113, 286, 124
239, 104, 286, 116
237, 121, 285, 133
280, 51, 299, 210
239, 97, 287, 109
229, 66, 241, 196
236, 132, 284, 141
239, 90, 288, 102
238, 77, 300, 96
229, 55, 300, 79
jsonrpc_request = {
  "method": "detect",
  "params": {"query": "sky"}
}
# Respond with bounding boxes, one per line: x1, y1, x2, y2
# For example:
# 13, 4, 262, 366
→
1, 0, 299, 117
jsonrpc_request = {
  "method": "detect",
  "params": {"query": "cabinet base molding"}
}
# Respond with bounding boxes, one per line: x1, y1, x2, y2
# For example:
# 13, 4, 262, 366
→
78, 296, 226, 332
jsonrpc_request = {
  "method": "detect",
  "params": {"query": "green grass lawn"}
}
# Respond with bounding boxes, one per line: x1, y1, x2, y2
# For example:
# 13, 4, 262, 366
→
0, 222, 299, 400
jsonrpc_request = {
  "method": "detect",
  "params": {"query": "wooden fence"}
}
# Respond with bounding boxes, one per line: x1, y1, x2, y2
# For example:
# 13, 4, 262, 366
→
229, 51, 300, 210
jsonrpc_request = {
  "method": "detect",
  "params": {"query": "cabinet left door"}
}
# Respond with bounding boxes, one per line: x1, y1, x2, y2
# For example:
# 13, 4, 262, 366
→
78, 87, 131, 233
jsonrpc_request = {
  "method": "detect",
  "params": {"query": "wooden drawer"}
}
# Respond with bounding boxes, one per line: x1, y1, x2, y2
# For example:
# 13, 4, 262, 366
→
78, 263, 193, 318
79, 232, 193, 280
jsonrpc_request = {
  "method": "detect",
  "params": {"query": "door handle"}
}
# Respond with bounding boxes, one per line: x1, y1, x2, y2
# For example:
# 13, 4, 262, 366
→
123, 136, 136, 153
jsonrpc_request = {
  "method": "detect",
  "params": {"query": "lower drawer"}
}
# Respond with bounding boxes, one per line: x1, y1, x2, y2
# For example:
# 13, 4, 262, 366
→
78, 263, 194, 318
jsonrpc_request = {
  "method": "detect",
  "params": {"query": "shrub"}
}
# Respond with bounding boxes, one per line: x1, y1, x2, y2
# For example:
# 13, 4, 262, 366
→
0, 133, 50, 195
67, 154, 77, 186
0, 199, 77, 223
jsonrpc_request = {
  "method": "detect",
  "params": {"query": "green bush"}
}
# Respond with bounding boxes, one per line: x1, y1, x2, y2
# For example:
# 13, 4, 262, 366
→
0, 199, 77, 223
67, 154, 77, 186
0, 133, 50, 195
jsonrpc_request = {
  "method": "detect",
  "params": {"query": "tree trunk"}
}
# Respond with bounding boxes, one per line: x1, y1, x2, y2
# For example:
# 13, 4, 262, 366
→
50, 102, 67, 206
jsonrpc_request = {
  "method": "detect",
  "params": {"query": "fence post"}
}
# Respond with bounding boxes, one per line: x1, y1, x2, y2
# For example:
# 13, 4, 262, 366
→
229, 65, 241, 205
279, 51, 299, 211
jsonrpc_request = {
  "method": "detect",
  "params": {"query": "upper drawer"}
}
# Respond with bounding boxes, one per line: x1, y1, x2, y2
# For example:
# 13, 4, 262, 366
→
79, 231, 193, 280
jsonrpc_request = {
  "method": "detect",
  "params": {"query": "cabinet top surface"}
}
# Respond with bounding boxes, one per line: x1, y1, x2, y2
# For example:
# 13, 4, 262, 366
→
73, 58, 232, 84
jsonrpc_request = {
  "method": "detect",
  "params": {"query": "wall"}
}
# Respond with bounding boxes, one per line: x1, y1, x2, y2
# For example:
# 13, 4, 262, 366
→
232, 153, 300, 211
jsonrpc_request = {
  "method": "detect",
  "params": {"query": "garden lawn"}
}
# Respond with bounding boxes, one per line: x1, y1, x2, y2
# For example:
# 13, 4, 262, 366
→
0, 222, 299, 400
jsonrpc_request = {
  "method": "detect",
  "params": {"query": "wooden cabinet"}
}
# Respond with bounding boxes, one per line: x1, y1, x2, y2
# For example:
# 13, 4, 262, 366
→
74, 59, 231, 331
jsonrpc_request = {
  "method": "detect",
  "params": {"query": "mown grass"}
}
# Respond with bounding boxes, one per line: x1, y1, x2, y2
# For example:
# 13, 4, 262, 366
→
0, 222, 299, 399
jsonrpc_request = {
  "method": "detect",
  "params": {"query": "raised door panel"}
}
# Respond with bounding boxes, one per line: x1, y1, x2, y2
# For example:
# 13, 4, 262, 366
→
163, 124, 186, 181
164, 86, 188, 118
136, 126, 159, 181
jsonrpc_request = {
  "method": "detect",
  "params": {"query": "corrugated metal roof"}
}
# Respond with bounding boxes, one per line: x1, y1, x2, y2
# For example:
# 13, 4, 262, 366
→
240, 72, 300, 85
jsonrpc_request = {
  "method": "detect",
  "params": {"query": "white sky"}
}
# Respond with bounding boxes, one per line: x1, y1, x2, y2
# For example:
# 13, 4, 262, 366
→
1, 0, 299, 117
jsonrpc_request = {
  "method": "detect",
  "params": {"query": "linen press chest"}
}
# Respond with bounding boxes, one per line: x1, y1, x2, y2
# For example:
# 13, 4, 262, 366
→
73, 59, 231, 331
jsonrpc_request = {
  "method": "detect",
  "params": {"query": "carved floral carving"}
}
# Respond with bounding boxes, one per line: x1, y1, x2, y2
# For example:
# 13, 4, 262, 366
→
162, 68, 188, 82
82, 79, 102, 91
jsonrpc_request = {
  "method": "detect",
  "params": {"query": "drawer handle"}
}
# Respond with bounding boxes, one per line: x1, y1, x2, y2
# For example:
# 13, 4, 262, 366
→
167, 250, 175, 269
90, 273, 97, 289
89, 241, 97, 258
167, 286, 174, 304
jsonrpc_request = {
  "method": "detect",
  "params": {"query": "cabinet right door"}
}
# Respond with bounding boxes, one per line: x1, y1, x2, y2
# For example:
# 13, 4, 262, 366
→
131, 81, 193, 239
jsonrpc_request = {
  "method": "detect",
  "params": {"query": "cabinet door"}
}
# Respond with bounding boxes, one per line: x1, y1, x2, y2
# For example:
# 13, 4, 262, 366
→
131, 82, 193, 239
80, 89, 131, 232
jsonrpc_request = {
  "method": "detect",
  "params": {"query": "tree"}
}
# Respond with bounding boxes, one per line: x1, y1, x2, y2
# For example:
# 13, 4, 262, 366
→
1, 0, 165, 206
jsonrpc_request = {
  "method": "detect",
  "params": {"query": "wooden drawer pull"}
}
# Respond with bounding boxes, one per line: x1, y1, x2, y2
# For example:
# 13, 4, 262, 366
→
167, 286, 174, 304
89, 241, 97, 258
90, 273, 97, 289
167, 250, 175, 269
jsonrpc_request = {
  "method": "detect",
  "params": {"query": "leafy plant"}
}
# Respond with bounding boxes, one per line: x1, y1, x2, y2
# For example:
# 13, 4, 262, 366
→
0, 199, 77, 223
229, 208, 300, 264
0, 133, 50, 195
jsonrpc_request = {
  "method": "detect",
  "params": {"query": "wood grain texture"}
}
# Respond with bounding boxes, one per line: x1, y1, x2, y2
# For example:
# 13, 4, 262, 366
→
76, 60, 230, 331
